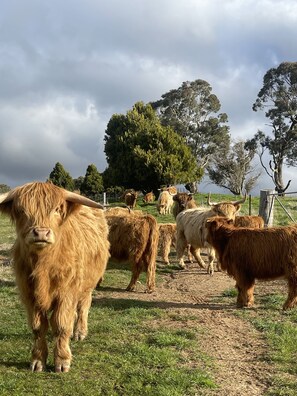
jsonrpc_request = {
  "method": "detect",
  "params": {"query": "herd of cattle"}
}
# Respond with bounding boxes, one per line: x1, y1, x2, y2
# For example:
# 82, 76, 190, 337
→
0, 181, 296, 373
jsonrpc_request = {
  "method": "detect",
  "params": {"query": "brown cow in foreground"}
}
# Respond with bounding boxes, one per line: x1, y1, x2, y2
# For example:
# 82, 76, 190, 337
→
206, 216, 297, 310
0, 182, 110, 372
104, 208, 158, 292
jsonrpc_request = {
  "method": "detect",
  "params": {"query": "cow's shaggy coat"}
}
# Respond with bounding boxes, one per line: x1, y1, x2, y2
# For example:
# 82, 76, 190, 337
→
0, 182, 110, 372
158, 223, 176, 265
234, 215, 264, 228
105, 209, 158, 292
206, 216, 297, 309
175, 197, 245, 274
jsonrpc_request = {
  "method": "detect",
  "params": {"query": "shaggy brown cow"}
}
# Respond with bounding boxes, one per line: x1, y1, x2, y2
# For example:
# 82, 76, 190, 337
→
158, 223, 176, 265
206, 216, 297, 309
143, 191, 155, 203
105, 209, 158, 292
124, 191, 138, 209
0, 182, 110, 372
172, 192, 198, 219
176, 195, 246, 274
234, 215, 264, 228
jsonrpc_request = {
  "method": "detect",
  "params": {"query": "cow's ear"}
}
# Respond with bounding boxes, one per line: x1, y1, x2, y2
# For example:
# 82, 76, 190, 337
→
234, 204, 241, 213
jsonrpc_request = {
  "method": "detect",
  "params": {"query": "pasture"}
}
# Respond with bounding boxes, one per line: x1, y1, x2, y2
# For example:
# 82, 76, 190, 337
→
1, 192, 297, 395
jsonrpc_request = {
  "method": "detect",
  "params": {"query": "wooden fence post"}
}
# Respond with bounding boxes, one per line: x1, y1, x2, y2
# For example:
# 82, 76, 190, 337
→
259, 189, 275, 227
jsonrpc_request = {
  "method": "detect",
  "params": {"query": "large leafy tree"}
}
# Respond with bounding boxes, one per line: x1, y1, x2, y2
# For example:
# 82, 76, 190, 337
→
0, 184, 10, 193
151, 79, 231, 173
208, 140, 261, 195
245, 62, 297, 194
104, 102, 202, 194
80, 164, 104, 200
48, 162, 74, 191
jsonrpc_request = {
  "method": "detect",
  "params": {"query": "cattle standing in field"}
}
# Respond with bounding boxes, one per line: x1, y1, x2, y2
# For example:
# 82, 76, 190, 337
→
123, 190, 138, 209
143, 191, 155, 203
175, 195, 246, 274
157, 190, 174, 215
0, 182, 110, 372
234, 215, 264, 228
172, 192, 198, 219
104, 209, 158, 292
158, 223, 176, 265
206, 216, 297, 310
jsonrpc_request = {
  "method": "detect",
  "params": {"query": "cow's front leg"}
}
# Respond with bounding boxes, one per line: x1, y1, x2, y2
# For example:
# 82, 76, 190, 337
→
50, 300, 76, 372
30, 307, 49, 372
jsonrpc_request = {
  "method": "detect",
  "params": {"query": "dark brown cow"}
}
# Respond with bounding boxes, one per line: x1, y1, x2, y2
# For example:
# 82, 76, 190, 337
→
105, 208, 158, 292
124, 191, 138, 209
234, 215, 264, 228
172, 192, 197, 219
0, 182, 110, 372
206, 216, 297, 309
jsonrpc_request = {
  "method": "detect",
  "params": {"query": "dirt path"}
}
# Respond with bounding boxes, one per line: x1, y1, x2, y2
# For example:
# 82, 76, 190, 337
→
99, 261, 277, 396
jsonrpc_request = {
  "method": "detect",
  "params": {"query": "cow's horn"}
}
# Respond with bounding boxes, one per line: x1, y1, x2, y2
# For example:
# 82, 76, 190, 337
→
64, 191, 104, 209
231, 193, 247, 205
207, 193, 217, 206
0, 192, 11, 204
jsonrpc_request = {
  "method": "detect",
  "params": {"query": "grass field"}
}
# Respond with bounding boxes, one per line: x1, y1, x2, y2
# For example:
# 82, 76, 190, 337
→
1, 193, 297, 395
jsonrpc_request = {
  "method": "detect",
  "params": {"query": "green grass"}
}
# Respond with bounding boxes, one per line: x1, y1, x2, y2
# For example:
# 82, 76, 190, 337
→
0, 274, 217, 395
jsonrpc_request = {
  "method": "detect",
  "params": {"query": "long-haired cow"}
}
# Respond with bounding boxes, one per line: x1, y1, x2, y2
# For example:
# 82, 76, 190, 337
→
234, 215, 264, 228
105, 208, 159, 292
175, 194, 246, 274
206, 216, 297, 309
0, 182, 110, 372
158, 223, 177, 265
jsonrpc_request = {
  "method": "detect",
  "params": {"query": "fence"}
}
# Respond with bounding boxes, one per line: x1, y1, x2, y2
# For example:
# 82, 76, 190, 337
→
259, 190, 297, 226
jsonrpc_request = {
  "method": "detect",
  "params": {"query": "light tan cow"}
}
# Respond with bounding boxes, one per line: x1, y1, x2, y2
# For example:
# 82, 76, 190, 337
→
0, 182, 110, 373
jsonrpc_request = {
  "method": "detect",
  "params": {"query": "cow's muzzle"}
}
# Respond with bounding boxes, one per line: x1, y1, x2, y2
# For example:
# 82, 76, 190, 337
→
30, 227, 55, 247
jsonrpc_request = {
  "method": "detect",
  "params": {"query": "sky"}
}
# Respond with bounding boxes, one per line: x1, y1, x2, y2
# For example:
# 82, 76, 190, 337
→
1, 0, 297, 195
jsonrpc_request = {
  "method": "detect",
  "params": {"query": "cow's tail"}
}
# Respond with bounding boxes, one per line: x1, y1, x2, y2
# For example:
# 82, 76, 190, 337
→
142, 215, 159, 293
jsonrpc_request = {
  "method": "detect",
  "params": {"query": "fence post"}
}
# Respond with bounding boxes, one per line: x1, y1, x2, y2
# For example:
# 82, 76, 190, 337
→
259, 189, 275, 227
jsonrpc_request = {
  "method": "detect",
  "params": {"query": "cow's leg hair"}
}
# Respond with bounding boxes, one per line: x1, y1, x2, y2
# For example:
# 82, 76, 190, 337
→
283, 275, 297, 309
236, 276, 255, 308
176, 232, 188, 268
206, 248, 216, 276
190, 246, 206, 269
145, 257, 156, 293
73, 291, 93, 341
126, 262, 142, 291
187, 245, 193, 263
50, 300, 76, 373
30, 307, 49, 372
162, 238, 171, 265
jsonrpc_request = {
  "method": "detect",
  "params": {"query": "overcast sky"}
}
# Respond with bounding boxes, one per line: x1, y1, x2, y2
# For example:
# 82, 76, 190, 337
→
1, 0, 297, 194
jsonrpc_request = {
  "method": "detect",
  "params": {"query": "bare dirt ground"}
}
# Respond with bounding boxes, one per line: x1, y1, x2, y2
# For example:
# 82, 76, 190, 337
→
98, 252, 287, 396
0, 245, 285, 395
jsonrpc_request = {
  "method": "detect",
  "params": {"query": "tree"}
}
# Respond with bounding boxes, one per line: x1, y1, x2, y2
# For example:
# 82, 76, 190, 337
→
207, 140, 261, 195
151, 79, 231, 177
245, 62, 297, 194
80, 164, 103, 200
104, 102, 202, 194
0, 184, 10, 193
73, 176, 84, 192
48, 162, 74, 191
